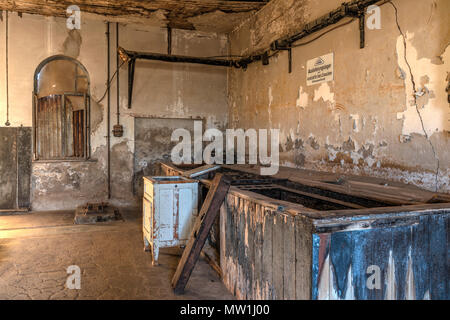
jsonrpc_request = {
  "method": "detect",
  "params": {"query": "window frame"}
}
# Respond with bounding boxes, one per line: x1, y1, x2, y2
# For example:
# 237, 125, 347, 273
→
32, 55, 91, 162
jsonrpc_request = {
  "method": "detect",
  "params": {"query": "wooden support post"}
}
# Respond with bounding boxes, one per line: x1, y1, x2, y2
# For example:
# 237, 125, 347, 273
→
172, 173, 231, 294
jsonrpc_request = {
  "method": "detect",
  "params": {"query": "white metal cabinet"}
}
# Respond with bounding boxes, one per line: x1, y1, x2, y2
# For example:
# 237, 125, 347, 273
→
143, 176, 198, 265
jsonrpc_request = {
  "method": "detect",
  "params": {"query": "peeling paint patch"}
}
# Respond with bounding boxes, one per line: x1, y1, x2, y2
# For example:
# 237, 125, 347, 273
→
350, 114, 360, 133
296, 86, 309, 109
268, 86, 273, 126
268, 86, 274, 107
396, 34, 450, 137
313, 83, 335, 107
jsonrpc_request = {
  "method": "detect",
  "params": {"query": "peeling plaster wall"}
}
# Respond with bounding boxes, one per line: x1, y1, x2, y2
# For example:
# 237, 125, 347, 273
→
0, 14, 108, 211
133, 118, 197, 199
0, 13, 228, 210
110, 25, 229, 207
228, 0, 450, 193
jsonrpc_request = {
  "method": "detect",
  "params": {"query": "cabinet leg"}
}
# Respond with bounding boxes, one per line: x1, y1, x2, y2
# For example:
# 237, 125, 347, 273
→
151, 245, 159, 266
144, 237, 150, 252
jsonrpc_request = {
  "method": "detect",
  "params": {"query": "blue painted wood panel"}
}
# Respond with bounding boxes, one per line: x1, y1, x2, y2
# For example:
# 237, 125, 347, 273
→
312, 213, 449, 300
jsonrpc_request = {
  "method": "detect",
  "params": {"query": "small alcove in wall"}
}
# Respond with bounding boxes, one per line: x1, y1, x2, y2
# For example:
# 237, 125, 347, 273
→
33, 55, 91, 161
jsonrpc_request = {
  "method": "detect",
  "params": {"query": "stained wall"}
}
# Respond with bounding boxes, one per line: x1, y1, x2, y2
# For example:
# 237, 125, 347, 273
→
228, 0, 450, 193
0, 13, 228, 210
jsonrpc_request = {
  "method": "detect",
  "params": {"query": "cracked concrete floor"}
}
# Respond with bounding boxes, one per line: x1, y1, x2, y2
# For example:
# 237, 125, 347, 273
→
0, 210, 234, 300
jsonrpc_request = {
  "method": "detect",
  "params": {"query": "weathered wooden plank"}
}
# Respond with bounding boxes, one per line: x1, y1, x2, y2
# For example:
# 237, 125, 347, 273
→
236, 196, 247, 299
261, 208, 274, 300
311, 233, 331, 300
283, 214, 296, 300
222, 194, 237, 296
277, 185, 366, 209
171, 173, 230, 294
219, 201, 227, 281
231, 195, 241, 297
310, 203, 450, 223
246, 201, 255, 299
295, 216, 313, 300
222, 164, 441, 206
328, 231, 353, 300
253, 203, 263, 299
410, 215, 431, 300
182, 164, 221, 178
272, 211, 284, 300
0, 0, 265, 16
362, 227, 392, 300
0, 0, 265, 31
426, 214, 447, 300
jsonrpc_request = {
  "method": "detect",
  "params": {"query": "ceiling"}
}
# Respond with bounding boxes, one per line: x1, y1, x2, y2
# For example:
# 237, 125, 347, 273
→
0, 0, 270, 33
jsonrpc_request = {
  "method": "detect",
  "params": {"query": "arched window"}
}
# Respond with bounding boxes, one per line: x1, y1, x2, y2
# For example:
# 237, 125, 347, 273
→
33, 56, 90, 160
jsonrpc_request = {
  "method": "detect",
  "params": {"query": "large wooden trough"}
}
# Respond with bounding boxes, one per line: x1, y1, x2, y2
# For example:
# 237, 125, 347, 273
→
161, 163, 450, 300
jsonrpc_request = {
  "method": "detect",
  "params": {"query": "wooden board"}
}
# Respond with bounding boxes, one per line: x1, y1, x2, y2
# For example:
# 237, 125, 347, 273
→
171, 173, 231, 294
182, 164, 221, 178
272, 212, 284, 299
221, 164, 447, 206
261, 209, 274, 299
283, 214, 296, 300
295, 216, 313, 300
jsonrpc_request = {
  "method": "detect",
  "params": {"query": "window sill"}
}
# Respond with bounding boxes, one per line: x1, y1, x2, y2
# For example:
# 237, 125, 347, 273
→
32, 159, 98, 164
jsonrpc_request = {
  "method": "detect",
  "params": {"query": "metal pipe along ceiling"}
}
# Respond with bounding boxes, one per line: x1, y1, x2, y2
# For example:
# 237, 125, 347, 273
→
117, 0, 384, 108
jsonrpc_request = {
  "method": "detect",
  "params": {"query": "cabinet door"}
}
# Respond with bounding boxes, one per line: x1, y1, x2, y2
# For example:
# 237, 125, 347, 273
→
158, 188, 174, 242
178, 186, 197, 240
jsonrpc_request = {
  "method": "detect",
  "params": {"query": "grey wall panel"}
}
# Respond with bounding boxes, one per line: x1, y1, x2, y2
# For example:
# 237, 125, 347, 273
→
0, 128, 18, 209
0, 127, 32, 210
17, 127, 32, 208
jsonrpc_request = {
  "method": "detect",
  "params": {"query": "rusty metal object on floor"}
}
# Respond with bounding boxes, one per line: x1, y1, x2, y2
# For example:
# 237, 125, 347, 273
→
74, 202, 122, 224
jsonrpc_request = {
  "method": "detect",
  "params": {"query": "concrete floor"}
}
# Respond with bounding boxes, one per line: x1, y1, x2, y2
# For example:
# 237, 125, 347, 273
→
0, 209, 234, 300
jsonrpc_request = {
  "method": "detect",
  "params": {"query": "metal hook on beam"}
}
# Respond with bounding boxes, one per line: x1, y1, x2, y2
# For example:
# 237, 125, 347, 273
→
359, 11, 366, 49
271, 41, 293, 74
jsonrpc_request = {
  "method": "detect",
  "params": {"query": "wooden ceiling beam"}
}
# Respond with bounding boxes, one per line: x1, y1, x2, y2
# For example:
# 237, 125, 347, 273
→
0, 0, 268, 31
0, 0, 266, 19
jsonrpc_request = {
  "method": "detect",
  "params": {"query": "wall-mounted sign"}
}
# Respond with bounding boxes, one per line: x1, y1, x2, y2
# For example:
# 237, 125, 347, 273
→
306, 53, 334, 86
